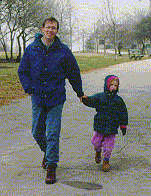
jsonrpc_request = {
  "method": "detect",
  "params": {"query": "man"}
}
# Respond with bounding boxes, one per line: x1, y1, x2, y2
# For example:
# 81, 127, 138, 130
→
18, 17, 84, 184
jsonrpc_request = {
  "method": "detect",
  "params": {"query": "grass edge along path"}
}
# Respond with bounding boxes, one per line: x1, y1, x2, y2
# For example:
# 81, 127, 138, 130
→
0, 53, 149, 107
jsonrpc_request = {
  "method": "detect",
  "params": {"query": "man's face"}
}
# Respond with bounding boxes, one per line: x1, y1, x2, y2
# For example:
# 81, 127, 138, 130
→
109, 80, 118, 92
42, 21, 58, 41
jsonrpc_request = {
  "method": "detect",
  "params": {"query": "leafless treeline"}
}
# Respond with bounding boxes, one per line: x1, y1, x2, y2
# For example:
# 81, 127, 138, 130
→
0, 0, 76, 61
0, 0, 150, 62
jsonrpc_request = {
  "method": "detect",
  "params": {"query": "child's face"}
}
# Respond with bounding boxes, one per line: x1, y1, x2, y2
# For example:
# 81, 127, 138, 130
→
109, 80, 118, 92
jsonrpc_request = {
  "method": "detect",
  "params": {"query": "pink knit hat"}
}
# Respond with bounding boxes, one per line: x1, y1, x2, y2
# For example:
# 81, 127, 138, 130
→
107, 76, 119, 90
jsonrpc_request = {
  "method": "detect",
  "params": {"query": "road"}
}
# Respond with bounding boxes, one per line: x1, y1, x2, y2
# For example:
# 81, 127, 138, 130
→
0, 59, 151, 195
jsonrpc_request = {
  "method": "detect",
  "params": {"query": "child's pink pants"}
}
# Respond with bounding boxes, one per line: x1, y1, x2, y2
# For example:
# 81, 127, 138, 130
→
91, 131, 115, 159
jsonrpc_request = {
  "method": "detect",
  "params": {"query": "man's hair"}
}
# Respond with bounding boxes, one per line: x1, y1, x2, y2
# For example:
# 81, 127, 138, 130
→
42, 17, 59, 30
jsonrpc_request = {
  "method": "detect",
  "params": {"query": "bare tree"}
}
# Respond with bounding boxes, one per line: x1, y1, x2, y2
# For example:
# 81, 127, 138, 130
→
0, 0, 56, 61
17, 0, 48, 56
101, 0, 121, 60
0, 0, 19, 61
85, 0, 150, 56
121, 6, 150, 49
0, 0, 77, 61
54, 0, 77, 50
100, 0, 138, 59
0, 0, 41, 61
0, 27, 10, 61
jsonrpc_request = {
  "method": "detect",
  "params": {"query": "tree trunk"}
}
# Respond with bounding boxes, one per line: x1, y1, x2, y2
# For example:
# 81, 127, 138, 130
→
17, 35, 22, 62
3, 43, 9, 62
10, 32, 14, 61
0, 36, 9, 61
82, 28, 84, 53
114, 27, 117, 60
22, 33, 26, 53
104, 38, 106, 55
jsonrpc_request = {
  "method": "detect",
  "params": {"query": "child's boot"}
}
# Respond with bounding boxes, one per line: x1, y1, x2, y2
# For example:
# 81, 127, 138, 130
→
95, 151, 101, 164
103, 160, 110, 172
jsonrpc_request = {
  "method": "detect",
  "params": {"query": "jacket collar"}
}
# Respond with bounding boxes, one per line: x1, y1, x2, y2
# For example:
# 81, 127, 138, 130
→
33, 33, 62, 50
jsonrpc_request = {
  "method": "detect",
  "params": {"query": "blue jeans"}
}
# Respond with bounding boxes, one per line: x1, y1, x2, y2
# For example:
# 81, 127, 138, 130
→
31, 97, 64, 171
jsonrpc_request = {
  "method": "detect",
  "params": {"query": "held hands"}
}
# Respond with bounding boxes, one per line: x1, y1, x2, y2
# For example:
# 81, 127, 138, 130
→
121, 128, 126, 136
80, 95, 88, 103
120, 125, 127, 136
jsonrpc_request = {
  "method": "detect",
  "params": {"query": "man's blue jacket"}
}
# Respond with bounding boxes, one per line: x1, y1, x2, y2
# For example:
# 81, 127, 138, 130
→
18, 33, 84, 108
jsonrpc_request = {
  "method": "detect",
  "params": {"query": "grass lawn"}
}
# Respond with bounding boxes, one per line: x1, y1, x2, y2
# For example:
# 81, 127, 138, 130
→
75, 53, 130, 73
0, 63, 27, 106
0, 53, 149, 107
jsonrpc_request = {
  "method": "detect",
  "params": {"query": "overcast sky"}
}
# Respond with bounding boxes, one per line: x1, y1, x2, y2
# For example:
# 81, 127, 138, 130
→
74, 0, 149, 5
73, 0, 149, 15
73, 0, 149, 25
71, 0, 150, 50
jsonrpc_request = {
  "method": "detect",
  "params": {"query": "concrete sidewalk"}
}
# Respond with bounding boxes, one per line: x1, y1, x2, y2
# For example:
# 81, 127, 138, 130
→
0, 60, 151, 195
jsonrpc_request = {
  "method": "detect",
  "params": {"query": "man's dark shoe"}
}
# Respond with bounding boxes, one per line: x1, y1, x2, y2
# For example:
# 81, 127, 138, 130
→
45, 169, 56, 184
42, 155, 47, 169
95, 151, 101, 164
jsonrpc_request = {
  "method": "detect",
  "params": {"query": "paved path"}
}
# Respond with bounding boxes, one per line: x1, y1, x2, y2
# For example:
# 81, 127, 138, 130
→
0, 60, 151, 195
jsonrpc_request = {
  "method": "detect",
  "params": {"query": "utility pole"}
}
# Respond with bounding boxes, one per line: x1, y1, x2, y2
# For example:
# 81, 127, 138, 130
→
68, 0, 72, 51
76, 17, 80, 53
94, 22, 96, 53
69, 12, 72, 51
94, 21, 98, 53
81, 19, 85, 53
82, 28, 84, 53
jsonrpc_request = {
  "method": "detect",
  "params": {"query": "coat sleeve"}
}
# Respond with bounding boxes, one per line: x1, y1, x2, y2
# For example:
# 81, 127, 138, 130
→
82, 94, 99, 108
18, 46, 33, 95
64, 48, 84, 98
119, 97, 128, 126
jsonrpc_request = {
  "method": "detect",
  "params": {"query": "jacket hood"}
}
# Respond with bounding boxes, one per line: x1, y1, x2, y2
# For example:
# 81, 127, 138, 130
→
35, 33, 43, 40
33, 33, 61, 48
34, 33, 44, 47
104, 75, 119, 95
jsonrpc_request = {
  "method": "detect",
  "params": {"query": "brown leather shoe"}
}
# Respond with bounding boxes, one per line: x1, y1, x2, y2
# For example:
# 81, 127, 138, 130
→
45, 169, 56, 184
95, 151, 101, 164
103, 160, 110, 172
42, 155, 47, 169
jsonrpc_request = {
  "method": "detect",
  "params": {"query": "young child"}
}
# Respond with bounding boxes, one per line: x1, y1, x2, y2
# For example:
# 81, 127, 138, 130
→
82, 75, 128, 172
